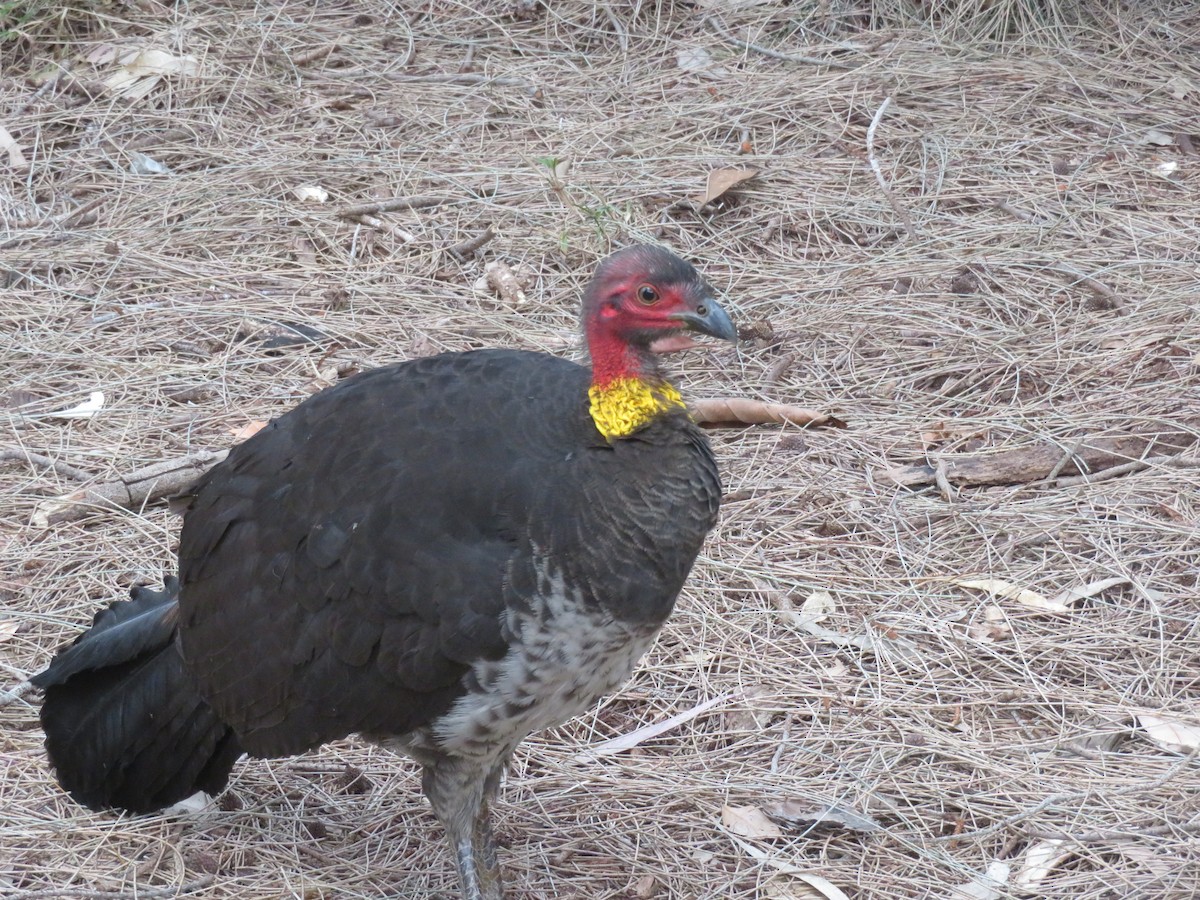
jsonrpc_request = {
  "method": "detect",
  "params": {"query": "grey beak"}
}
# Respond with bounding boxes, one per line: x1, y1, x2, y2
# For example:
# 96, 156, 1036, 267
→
675, 298, 737, 343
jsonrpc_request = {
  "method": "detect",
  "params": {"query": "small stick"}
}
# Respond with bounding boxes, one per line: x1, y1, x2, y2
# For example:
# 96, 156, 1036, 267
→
1045, 261, 1121, 309
764, 353, 796, 386
5, 876, 216, 900
996, 200, 1038, 223
1052, 455, 1166, 488
931, 750, 1196, 843
292, 43, 340, 66
603, 4, 629, 55
884, 427, 1199, 489
0, 680, 34, 707
15, 60, 72, 115
0, 447, 92, 482
382, 72, 533, 90
448, 227, 496, 260
866, 97, 918, 239
313, 70, 534, 92
1030, 816, 1200, 843
348, 213, 417, 244
337, 194, 453, 218
1041, 437, 1087, 483
934, 459, 958, 503
31, 450, 229, 528
702, 15, 855, 69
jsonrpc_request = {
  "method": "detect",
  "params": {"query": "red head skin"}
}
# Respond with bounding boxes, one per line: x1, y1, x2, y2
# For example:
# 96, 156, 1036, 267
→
581, 245, 722, 388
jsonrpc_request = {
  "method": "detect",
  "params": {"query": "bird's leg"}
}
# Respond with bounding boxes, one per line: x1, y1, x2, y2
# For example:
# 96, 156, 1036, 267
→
473, 757, 508, 883
422, 757, 506, 900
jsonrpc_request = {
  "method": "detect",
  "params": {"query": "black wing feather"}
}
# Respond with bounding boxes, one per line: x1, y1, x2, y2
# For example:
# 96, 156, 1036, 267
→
177, 350, 591, 757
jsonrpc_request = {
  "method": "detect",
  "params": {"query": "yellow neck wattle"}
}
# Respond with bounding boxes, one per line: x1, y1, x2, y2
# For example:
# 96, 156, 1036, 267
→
588, 377, 686, 441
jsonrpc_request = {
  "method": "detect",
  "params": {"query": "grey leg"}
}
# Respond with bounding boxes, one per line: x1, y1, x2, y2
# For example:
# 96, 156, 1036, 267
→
473, 758, 508, 886
422, 757, 507, 900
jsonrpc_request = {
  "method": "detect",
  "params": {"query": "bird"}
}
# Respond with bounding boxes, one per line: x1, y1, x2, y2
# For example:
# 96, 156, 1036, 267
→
33, 243, 736, 900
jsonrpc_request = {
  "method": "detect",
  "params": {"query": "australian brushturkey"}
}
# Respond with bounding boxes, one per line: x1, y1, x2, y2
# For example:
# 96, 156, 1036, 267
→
34, 244, 736, 900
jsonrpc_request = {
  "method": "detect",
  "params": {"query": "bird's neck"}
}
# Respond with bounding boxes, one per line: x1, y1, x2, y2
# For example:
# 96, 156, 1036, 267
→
586, 330, 685, 441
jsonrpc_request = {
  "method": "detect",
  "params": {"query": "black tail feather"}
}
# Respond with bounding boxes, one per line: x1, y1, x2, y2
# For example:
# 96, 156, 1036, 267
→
34, 579, 243, 814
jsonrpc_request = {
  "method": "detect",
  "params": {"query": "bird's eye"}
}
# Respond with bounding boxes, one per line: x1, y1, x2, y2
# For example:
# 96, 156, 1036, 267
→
637, 284, 659, 305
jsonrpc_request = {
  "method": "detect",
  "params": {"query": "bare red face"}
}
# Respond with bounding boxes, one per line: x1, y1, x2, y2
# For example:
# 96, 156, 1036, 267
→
594, 277, 700, 333
581, 245, 736, 385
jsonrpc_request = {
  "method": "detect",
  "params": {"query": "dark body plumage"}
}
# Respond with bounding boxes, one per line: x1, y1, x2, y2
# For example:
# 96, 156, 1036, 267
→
180, 349, 720, 755
34, 245, 733, 900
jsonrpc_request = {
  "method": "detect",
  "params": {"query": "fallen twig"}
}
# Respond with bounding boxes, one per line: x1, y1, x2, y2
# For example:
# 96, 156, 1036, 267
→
383, 72, 534, 90
764, 353, 796, 386
1030, 816, 1200, 844
866, 97, 918, 239
346, 212, 417, 244
0, 680, 34, 707
1, 447, 93, 482
448, 227, 497, 260
932, 750, 1197, 843
1052, 455, 1176, 488
1043, 261, 1121, 309
6, 875, 216, 900
691, 398, 847, 429
31, 450, 229, 528
934, 459, 958, 503
1, 195, 108, 249
336, 194, 460, 218
291, 43, 340, 66
702, 15, 856, 69
15, 60, 72, 115
321, 70, 535, 92
884, 426, 1199, 488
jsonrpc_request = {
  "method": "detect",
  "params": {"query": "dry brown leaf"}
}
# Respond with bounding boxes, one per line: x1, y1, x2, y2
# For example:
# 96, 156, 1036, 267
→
968, 605, 1011, 642
293, 185, 329, 203
105, 49, 200, 101
797, 590, 835, 625
301, 366, 340, 395
921, 419, 986, 448
695, 167, 757, 206
773, 588, 921, 664
765, 799, 881, 834
690, 398, 845, 429
729, 836, 851, 898
947, 861, 1011, 899
954, 578, 1071, 614
721, 804, 783, 839
46, 391, 106, 420
1049, 576, 1129, 607
578, 693, 730, 758
0, 620, 20, 641
634, 874, 659, 899
1015, 839, 1072, 888
0, 124, 27, 168
763, 875, 852, 900
229, 421, 268, 442
1137, 713, 1200, 752
676, 46, 729, 79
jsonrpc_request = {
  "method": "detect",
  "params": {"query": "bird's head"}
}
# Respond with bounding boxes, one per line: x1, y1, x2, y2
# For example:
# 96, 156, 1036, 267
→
582, 244, 736, 388
581, 245, 736, 441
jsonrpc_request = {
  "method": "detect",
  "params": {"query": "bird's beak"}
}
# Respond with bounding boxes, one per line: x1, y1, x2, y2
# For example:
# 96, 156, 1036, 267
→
672, 297, 738, 343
